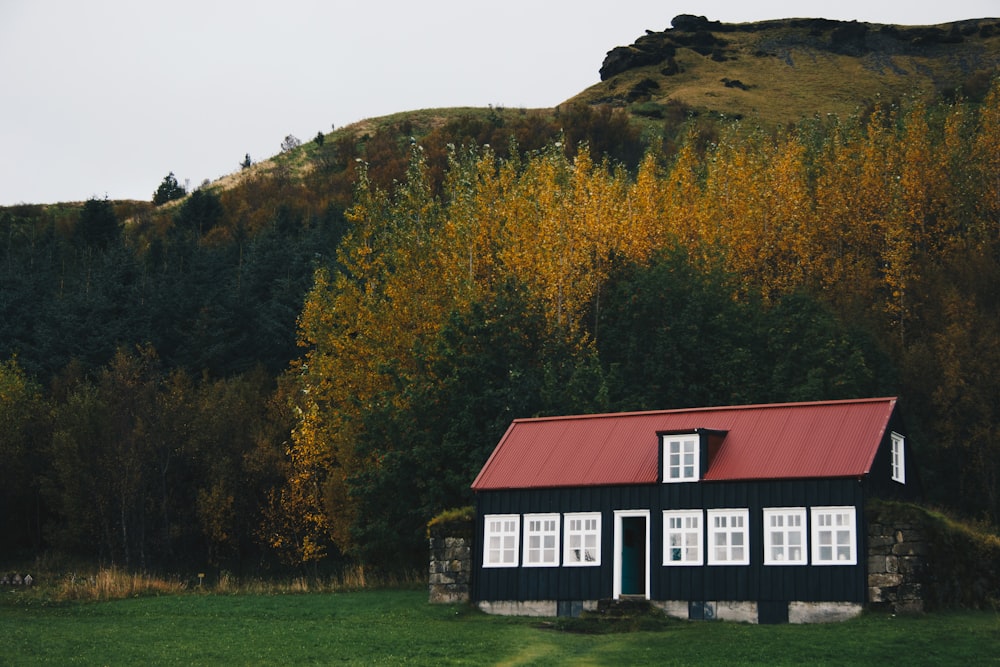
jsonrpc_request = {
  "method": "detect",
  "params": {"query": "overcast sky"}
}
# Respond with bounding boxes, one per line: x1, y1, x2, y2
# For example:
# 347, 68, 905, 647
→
1, 1, 996, 206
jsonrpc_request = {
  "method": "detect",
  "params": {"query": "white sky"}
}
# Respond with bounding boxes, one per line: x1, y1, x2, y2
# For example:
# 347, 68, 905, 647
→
1, 1, 997, 205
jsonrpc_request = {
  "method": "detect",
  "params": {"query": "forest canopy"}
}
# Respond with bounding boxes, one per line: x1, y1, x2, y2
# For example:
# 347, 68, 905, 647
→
2, 83, 999, 574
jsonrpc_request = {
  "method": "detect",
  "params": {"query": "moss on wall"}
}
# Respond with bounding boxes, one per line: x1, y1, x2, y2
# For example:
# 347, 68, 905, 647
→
867, 500, 1000, 610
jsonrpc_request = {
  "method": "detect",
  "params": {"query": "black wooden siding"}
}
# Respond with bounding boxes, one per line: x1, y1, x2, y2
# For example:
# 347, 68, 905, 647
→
867, 415, 923, 501
473, 478, 868, 604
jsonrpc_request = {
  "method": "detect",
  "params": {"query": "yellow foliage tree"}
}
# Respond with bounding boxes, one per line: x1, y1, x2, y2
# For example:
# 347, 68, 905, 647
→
972, 78, 1000, 241
277, 88, 1000, 564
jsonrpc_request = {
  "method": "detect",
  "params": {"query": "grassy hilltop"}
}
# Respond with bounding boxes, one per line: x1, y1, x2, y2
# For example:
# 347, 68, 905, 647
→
571, 15, 1000, 126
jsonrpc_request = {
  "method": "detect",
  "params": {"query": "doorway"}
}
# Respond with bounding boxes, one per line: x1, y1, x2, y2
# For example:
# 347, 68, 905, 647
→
613, 510, 649, 599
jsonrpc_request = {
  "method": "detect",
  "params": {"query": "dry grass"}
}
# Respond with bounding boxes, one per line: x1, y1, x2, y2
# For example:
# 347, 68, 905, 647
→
53, 568, 188, 602
39, 565, 421, 602
210, 565, 418, 595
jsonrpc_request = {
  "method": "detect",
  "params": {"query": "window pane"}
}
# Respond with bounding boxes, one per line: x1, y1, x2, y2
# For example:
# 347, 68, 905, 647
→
524, 514, 558, 566
564, 513, 600, 567
664, 511, 702, 565
765, 508, 806, 566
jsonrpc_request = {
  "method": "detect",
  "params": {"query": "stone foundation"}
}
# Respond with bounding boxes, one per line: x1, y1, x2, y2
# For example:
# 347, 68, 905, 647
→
788, 601, 863, 623
477, 600, 562, 616
478, 598, 863, 623
651, 600, 860, 623
867, 518, 928, 613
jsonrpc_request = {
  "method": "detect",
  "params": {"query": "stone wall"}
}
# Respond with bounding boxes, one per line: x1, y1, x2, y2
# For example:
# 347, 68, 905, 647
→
428, 535, 471, 604
867, 517, 928, 613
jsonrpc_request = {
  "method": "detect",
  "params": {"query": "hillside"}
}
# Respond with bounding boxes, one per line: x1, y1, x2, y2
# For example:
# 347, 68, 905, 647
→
570, 15, 1000, 126
215, 15, 1000, 198
3, 14, 1000, 576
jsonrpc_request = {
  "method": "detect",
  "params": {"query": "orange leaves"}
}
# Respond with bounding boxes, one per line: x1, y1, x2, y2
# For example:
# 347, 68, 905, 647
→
279, 83, 1000, 563
499, 145, 628, 336
698, 128, 814, 298
972, 81, 1000, 237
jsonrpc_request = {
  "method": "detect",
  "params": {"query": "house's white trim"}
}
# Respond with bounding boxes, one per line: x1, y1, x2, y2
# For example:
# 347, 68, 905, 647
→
663, 509, 703, 565
891, 432, 906, 484
522, 513, 560, 567
707, 508, 750, 565
763, 507, 807, 565
663, 434, 699, 482
482, 514, 520, 568
810, 506, 857, 565
563, 512, 601, 566
612, 509, 650, 600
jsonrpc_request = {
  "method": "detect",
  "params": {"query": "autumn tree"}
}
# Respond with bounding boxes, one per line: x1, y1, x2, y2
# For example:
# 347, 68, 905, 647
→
972, 79, 1000, 238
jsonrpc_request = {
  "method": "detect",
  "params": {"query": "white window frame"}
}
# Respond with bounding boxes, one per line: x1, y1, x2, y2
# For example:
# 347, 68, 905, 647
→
811, 506, 857, 565
523, 513, 560, 567
663, 434, 699, 482
564, 512, 601, 566
891, 432, 906, 484
483, 514, 520, 568
707, 508, 749, 565
612, 509, 651, 600
763, 507, 807, 565
663, 510, 703, 566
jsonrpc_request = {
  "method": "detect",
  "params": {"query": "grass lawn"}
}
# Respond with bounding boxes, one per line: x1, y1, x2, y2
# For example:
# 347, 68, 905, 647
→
2, 588, 998, 665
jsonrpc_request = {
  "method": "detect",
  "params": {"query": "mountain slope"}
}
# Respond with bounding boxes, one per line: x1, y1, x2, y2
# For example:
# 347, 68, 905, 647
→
94, 15, 1000, 209
567, 15, 1000, 125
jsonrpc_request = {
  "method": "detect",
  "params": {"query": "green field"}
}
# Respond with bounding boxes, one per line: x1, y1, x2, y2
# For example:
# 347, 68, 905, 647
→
2, 588, 998, 665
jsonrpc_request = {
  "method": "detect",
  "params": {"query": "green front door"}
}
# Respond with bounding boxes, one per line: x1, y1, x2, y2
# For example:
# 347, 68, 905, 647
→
620, 516, 647, 596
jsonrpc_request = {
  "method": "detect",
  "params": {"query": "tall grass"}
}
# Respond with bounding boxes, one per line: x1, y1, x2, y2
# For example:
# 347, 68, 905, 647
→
41, 565, 421, 602
211, 565, 420, 595
53, 568, 187, 601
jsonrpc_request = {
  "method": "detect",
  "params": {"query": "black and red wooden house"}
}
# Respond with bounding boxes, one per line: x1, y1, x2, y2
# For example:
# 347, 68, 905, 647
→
470, 397, 919, 623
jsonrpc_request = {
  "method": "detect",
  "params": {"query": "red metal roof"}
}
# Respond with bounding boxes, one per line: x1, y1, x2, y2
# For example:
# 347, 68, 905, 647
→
471, 397, 897, 490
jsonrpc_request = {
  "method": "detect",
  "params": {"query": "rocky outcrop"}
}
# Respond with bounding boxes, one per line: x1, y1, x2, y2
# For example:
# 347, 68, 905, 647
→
598, 15, 1000, 81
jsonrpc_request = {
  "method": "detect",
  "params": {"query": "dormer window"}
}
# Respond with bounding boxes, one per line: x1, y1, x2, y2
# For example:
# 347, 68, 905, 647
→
663, 434, 699, 482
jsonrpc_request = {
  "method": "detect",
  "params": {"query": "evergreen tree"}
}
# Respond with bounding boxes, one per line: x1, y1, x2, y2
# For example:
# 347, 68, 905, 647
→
76, 196, 120, 249
152, 172, 187, 205
174, 189, 224, 238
